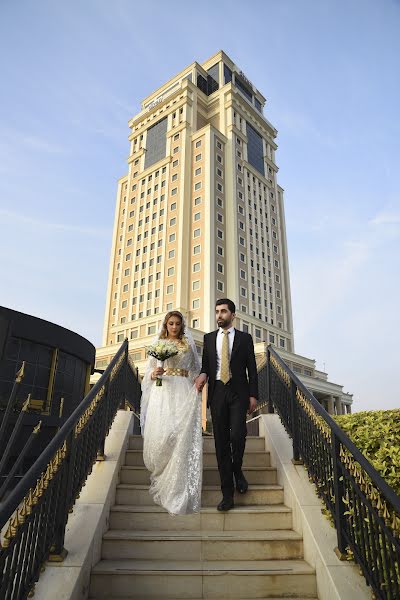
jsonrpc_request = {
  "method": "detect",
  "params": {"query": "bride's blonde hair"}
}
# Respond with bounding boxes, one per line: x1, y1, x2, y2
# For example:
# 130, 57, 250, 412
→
159, 311, 185, 340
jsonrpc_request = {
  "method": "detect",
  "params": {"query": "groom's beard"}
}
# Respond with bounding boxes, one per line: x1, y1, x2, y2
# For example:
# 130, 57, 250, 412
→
217, 318, 233, 329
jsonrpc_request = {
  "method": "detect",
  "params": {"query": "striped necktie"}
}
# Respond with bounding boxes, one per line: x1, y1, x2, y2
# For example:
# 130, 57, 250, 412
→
220, 330, 230, 384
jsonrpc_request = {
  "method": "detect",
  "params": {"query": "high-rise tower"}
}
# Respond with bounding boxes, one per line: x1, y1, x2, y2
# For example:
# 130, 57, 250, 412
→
96, 50, 352, 416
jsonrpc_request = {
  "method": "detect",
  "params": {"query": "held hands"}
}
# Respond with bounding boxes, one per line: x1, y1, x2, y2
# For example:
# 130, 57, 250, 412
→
248, 396, 257, 415
195, 373, 207, 392
151, 367, 165, 380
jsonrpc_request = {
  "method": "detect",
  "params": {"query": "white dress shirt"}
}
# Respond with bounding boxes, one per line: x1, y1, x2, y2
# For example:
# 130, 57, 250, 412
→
216, 326, 235, 380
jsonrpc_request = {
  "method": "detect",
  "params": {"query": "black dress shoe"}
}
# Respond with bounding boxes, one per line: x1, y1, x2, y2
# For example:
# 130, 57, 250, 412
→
235, 472, 248, 494
217, 497, 234, 511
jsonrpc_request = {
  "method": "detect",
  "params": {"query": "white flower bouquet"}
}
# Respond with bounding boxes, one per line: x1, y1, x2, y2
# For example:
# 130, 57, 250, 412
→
146, 339, 179, 386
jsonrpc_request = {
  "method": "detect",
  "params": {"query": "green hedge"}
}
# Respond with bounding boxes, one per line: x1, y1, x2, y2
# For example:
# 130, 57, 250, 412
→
334, 409, 400, 496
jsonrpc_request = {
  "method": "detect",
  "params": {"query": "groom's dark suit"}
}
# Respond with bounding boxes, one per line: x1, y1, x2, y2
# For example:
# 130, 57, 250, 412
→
201, 329, 258, 498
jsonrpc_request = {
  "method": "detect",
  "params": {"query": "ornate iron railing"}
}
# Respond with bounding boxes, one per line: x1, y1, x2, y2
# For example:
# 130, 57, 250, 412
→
0, 339, 141, 600
266, 345, 400, 600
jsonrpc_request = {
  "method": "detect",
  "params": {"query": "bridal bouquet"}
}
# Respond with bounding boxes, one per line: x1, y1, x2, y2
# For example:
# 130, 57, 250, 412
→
146, 340, 179, 386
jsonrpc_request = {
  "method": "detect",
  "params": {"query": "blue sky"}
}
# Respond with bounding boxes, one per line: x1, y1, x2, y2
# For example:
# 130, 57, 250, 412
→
0, 0, 399, 411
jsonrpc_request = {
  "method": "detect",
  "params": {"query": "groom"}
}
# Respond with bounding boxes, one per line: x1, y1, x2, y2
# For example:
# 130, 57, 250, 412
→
195, 299, 258, 511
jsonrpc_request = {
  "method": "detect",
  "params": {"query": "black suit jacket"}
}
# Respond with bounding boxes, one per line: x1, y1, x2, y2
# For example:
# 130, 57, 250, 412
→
201, 329, 258, 407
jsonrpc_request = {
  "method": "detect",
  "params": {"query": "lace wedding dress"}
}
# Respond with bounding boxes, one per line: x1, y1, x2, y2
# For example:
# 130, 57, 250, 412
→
140, 336, 203, 515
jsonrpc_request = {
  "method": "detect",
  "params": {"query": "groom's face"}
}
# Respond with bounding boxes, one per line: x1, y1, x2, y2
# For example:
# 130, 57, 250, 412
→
216, 304, 235, 329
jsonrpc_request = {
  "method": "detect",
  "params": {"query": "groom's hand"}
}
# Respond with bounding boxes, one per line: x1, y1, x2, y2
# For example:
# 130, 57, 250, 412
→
195, 373, 207, 392
248, 396, 257, 414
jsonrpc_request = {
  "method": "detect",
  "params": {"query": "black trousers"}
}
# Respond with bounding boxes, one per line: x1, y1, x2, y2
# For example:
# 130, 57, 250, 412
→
210, 381, 248, 498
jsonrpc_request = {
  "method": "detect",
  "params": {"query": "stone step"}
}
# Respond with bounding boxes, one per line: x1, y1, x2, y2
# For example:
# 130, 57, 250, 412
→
125, 449, 271, 468
101, 529, 303, 561
109, 504, 293, 532
129, 435, 266, 452
89, 559, 317, 598
116, 484, 284, 507
120, 466, 277, 486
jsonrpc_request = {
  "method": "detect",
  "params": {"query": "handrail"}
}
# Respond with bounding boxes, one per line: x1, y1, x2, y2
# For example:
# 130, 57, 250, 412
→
0, 339, 141, 600
0, 341, 125, 524
269, 348, 400, 514
266, 344, 400, 600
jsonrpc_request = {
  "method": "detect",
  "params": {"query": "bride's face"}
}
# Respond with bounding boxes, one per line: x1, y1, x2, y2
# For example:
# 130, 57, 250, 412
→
166, 316, 182, 338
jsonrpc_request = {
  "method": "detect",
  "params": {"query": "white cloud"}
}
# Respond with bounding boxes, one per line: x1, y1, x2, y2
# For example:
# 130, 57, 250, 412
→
369, 211, 400, 226
0, 210, 109, 238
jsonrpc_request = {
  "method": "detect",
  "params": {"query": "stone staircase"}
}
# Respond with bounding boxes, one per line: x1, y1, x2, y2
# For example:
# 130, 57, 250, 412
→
89, 435, 318, 599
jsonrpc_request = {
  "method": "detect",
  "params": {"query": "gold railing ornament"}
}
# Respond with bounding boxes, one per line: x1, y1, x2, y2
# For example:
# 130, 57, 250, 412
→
75, 386, 105, 436
33, 421, 42, 435
3, 514, 19, 548
22, 395, 31, 412
270, 354, 291, 387
2, 438, 68, 549
296, 388, 332, 441
340, 445, 400, 540
16, 361, 26, 383
110, 351, 125, 381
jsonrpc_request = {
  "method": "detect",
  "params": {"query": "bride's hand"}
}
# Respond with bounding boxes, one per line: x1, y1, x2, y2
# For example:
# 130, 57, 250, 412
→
152, 367, 165, 379
195, 373, 207, 392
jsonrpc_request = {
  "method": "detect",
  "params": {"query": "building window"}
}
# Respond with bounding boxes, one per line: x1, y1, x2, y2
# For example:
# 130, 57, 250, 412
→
194, 196, 201, 206
169, 233, 176, 242
194, 228, 201, 238
217, 263, 224, 273
194, 182, 202, 190
117, 333, 124, 342
192, 299, 200, 309
195, 153, 202, 161
193, 244, 201, 254
195, 167, 201, 176
192, 319, 199, 328
168, 267, 175, 276
246, 121, 264, 176
170, 217, 176, 226
242, 322, 249, 333
166, 284, 174, 294
193, 262, 200, 272
217, 245, 224, 256
217, 281, 224, 292
171, 202, 177, 210
193, 280, 200, 290
168, 249, 175, 258
195, 140, 201, 148
144, 117, 168, 169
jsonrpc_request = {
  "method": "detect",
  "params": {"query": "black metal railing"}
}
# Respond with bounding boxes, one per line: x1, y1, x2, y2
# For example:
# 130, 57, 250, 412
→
266, 345, 400, 600
0, 340, 141, 600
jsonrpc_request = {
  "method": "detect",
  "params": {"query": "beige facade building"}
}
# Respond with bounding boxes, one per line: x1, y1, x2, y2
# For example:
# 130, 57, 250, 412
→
95, 50, 352, 416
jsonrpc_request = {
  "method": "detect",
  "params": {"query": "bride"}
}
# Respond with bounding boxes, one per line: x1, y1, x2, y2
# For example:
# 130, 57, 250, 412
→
140, 310, 203, 515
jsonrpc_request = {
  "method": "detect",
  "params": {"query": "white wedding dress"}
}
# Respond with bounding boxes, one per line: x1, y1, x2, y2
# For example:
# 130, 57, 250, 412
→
140, 336, 203, 515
